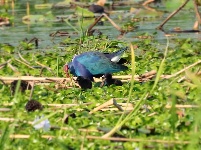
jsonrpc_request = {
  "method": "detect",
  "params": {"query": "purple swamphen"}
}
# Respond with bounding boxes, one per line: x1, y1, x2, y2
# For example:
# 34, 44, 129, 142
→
64, 47, 128, 81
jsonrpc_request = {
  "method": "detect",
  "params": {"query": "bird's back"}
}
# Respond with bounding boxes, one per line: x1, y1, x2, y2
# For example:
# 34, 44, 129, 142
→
73, 51, 127, 75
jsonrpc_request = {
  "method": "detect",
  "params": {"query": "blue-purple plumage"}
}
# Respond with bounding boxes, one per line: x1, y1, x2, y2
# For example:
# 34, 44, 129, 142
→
64, 47, 128, 81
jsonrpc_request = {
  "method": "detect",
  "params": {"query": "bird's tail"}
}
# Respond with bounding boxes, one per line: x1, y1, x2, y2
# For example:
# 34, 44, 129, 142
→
113, 47, 128, 56
106, 47, 128, 63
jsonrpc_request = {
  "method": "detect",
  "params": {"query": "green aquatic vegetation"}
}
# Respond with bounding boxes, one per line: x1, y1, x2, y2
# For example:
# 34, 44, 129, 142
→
0, 35, 201, 149
122, 21, 138, 32
0, 44, 15, 54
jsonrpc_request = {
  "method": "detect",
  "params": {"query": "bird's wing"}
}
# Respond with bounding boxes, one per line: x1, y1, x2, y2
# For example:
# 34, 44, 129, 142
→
72, 58, 94, 80
73, 52, 127, 75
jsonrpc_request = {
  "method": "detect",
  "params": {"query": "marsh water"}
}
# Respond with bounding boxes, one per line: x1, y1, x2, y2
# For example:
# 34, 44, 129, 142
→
0, 0, 200, 49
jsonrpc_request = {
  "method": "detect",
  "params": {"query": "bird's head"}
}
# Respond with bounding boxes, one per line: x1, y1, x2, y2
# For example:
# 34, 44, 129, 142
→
64, 62, 76, 78
63, 64, 69, 78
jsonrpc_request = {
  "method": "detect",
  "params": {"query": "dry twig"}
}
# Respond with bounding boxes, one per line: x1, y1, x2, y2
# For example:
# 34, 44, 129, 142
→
0, 59, 11, 69
1, 59, 201, 85
142, 0, 155, 6
89, 98, 134, 114
102, 13, 125, 33
161, 59, 201, 79
87, 15, 104, 34
157, 0, 190, 29
6, 134, 190, 144
18, 51, 31, 65
29, 81, 35, 101
36, 61, 56, 76
87, 13, 125, 35
7, 62, 19, 73
15, 58, 35, 69
193, 0, 201, 25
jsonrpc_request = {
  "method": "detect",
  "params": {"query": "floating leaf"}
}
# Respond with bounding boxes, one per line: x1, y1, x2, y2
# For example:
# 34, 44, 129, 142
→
34, 3, 53, 9
53, 0, 71, 8
22, 15, 46, 24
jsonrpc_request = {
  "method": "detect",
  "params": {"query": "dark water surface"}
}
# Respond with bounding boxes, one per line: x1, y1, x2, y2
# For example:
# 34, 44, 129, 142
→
0, 0, 200, 49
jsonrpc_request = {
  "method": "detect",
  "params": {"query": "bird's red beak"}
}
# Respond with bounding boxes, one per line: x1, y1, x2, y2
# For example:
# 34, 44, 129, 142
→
63, 65, 69, 78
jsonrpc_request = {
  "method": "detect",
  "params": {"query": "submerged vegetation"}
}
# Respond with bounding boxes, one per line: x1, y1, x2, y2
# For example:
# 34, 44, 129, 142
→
0, 0, 201, 149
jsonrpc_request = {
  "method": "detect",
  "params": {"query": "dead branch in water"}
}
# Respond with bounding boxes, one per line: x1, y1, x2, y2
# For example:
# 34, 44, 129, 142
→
157, 0, 190, 30
87, 13, 125, 35
193, 0, 201, 25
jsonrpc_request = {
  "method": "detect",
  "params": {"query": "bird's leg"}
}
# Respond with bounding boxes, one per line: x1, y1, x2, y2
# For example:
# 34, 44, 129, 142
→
100, 74, 106, 87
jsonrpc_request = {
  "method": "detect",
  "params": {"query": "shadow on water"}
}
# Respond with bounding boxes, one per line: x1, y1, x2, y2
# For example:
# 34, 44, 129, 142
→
0, 0, 200, 49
